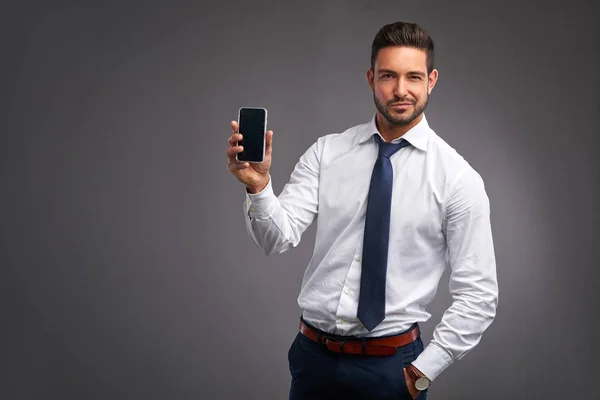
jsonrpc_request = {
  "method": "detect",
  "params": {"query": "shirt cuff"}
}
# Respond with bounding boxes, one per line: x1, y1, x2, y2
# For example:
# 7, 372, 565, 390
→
411, 342, 454, 381
245, 176, 276, 219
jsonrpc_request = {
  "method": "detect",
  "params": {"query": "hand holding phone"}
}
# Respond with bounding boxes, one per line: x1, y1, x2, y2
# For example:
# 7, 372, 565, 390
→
226, 107, 273, 193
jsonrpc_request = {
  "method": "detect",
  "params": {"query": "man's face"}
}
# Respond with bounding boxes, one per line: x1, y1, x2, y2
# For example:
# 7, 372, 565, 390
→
367, 46, 438, 126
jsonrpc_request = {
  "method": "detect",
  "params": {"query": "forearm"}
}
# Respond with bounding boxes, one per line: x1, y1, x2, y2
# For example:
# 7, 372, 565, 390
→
412, 167, 498, 380
412, 270, 498, 380
243, 142, 321, 256
243, 177, 305, 255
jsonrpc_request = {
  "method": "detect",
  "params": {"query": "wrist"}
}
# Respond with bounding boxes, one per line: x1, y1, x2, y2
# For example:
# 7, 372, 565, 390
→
246, 176, 269, 194
406, 364, 431, 391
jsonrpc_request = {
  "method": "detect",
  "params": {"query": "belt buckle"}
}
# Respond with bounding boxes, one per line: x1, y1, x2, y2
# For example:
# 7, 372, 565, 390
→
324, 337, 398, 356
324, 337, 345, 353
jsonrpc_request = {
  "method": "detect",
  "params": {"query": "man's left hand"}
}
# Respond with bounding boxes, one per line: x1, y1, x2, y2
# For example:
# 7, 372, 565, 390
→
403, 368, 420, 399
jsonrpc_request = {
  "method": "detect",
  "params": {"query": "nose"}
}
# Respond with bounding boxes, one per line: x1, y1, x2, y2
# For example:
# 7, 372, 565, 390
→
394, 78, 408, 98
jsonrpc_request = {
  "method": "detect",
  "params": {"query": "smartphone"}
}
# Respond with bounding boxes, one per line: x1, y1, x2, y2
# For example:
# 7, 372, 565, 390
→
236, 107, 267, 163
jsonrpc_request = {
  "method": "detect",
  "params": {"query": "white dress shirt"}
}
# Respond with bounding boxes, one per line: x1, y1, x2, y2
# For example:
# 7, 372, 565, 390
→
242, 114, 498, 381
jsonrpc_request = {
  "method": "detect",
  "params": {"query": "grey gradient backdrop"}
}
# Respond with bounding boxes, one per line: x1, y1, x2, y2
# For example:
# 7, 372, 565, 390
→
2, 1, 599, 399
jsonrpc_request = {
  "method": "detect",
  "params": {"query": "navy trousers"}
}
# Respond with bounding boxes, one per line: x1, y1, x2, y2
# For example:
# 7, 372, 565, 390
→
288, 321, 428, 400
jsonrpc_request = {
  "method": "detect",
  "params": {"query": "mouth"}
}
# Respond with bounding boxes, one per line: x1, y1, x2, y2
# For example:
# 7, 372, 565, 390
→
390, 103, 413, 110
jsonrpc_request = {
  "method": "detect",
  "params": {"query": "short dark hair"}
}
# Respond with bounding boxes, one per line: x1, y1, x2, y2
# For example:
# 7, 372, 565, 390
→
370, 21, 435, 74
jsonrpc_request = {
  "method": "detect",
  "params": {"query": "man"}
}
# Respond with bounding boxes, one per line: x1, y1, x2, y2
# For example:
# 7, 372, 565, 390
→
226, 21, 498, 399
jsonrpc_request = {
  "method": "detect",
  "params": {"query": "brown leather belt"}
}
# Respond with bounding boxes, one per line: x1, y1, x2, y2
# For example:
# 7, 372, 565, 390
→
299, 319, 419, 356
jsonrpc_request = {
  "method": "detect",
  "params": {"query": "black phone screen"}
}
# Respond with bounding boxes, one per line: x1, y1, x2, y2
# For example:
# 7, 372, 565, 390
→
237, 108, 266, 162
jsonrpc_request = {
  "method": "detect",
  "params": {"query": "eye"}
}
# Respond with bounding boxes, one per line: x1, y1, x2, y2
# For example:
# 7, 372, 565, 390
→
409, 75, 422, 80
380, 74, 393, 79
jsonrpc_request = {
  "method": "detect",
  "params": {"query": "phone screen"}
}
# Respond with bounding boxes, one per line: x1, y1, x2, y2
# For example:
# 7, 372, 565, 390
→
237, 108, 266, 162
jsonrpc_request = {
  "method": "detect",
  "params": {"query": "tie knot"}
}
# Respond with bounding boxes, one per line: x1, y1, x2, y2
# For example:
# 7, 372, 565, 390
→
375, 135, 410, 158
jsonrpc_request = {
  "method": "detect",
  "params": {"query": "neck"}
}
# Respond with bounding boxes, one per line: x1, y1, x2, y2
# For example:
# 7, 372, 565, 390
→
375, 112, 423, 142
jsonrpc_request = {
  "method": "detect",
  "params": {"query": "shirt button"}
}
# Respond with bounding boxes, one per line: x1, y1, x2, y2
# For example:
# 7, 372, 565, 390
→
356, 257, 362, 262
337, 319, 345, 324
344, 288, 351, 295
250, 207, 255, 212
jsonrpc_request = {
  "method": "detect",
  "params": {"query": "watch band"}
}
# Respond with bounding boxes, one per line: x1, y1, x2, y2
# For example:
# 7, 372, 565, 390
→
406, 364, 431, 391
405, 364, 421, 382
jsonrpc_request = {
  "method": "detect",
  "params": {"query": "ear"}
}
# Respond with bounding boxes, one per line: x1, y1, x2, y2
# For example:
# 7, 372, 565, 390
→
366, 68, 375, 91
427, 69, 439, 95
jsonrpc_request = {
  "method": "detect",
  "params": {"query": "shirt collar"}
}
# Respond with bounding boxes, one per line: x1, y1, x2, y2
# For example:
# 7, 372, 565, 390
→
358, 113, 431, 151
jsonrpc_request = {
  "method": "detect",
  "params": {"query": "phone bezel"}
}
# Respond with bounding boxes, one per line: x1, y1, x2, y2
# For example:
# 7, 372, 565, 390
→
236, 107, 267, 163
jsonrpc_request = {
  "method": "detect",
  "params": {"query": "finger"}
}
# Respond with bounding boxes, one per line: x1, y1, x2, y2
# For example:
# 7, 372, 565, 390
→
265, 130, 273, 157
225, 145, 243, 158
228, 133, 243, 146
228, 161, 249, 171
231, 120, 239, 133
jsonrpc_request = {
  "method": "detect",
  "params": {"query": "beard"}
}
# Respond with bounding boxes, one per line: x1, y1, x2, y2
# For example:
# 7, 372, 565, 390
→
374, 93, 429, 126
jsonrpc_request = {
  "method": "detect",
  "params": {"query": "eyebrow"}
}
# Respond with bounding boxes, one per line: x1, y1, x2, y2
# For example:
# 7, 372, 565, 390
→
377, 69, 427, 77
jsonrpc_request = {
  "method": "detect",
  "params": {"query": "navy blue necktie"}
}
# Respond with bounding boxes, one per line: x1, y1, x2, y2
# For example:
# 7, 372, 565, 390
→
357, 135, 410, 331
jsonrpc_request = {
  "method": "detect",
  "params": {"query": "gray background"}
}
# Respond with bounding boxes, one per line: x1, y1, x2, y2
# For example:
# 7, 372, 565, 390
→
2, 1, 599, 399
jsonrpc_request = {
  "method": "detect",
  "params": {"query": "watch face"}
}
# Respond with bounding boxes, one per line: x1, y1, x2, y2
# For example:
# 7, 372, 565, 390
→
415, 377, 430, 391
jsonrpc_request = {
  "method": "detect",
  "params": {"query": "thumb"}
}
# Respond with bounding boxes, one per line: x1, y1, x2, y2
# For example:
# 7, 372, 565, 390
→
265, 130, 273, 157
